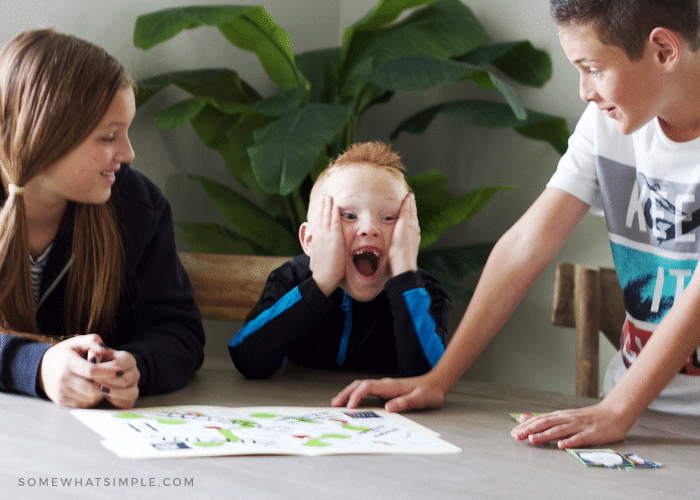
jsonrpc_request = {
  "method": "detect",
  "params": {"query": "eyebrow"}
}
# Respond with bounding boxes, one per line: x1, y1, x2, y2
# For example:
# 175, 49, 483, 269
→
573, 57, 598, 65
99, 121, 131, 128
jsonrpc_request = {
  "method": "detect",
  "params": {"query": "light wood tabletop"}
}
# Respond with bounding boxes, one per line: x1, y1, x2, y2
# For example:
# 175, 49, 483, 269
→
1, 365, 698, 500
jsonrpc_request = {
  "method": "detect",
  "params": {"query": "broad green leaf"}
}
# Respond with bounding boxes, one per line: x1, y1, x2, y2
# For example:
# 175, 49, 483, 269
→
189, 106, 286, 212
134, 5, 306, 91
365, 0, 490, 67
407, 169, 449, 219
391, 99, 568, 154
134, 6, 257, 49
417, 242, 494, 282
366, 53, 525, 119
456, 41, 552, 88
367, 55, 482, 91
178, 222, 257, 254
487, 74, 526, 120
153, 97, 207, 129
341, 0, 489, 97
217, 9, 308, 91
189, 175, 300, 256
248, 104, 350, 195
296, 48, 342, 103
420, 186, 507, 248
252, 86, 307, 117
342, 0, 440, 62
513, 114, 570, 156
136, 68, 260, 111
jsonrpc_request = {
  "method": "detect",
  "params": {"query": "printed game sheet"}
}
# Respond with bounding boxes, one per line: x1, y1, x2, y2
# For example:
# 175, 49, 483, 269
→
72, 406, 462, 459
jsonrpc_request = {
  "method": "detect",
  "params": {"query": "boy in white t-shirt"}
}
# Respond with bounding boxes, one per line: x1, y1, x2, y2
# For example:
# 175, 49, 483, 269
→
333, 0, 700, 449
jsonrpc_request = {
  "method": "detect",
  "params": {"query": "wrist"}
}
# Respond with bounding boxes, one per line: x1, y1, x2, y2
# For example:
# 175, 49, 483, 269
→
390, 260, 418, 277
423, 366, 453, 398
312, 275, 338, 297
596, 392, 641, 433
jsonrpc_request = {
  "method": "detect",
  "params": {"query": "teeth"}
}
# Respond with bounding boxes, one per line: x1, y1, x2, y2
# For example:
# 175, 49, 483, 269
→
354, 249, 379, 256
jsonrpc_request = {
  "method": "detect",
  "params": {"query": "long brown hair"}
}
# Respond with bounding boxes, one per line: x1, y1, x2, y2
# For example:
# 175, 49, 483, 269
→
0, 29, 128, 337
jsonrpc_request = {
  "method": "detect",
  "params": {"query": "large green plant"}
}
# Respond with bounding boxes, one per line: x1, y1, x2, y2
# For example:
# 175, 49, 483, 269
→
133, 0, 568, 301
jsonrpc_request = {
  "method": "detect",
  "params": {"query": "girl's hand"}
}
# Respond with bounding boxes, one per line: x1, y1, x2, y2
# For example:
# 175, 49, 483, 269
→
39, 334, 108, 407
91, 348, 140, 409
39, 334, 140, 408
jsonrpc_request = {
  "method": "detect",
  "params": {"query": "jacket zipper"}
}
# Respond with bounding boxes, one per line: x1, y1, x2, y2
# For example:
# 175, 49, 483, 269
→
337, 291, 352, 367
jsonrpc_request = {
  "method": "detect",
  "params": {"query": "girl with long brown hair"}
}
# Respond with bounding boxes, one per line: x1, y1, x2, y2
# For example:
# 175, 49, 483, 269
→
0, 29, 205, 408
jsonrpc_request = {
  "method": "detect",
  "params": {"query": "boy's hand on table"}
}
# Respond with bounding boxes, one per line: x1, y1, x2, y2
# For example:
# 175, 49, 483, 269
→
331, 374, 445, 412
389, 192, 420, 277
310, 194, 346, 296
511, 402, 633, 449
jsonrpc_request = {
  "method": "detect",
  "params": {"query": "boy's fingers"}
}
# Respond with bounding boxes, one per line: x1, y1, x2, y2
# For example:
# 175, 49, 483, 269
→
331, 380, 363, 408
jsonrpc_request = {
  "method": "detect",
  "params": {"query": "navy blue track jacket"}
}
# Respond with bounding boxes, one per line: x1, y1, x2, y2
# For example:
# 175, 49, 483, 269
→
229, 254, 450, 379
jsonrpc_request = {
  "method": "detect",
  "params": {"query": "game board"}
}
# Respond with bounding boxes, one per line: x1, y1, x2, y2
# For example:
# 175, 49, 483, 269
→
71, 406, 462, 459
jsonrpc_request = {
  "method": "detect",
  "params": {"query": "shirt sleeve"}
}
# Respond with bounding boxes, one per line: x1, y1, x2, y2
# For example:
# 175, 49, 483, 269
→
386, 270, 450, 376
0, 335, 51, 396
228, 266, 336, 379
547, 102, 604, 215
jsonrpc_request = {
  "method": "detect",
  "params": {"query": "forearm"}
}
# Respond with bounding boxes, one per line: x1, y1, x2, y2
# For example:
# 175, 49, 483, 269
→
229, 279, 335, 378
389, 271, 449, 376
427, 231, 551, 391
427, 188, 590, 394
600, 276, 700, 423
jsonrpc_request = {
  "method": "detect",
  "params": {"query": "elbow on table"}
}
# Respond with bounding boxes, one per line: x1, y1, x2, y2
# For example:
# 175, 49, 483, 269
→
228, 346, 278, 379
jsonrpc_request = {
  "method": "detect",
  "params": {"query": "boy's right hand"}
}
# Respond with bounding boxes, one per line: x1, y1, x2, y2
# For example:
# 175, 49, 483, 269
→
309, 194, 346, 296
331, 374, 446, 412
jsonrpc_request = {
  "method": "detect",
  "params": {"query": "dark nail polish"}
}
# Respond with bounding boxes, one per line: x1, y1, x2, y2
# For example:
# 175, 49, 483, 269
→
101, 386, 110, 394
116, 371, 124, 377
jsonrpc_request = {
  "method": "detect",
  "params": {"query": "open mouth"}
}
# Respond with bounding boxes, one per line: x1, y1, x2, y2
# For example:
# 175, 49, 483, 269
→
353, 249, 380, 277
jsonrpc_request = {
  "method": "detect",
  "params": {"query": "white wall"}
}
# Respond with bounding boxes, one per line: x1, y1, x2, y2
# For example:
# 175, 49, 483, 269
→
0, 0, 616, 395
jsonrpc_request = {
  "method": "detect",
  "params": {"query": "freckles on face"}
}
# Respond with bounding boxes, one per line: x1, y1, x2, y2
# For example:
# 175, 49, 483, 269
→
37, 87, 136, 205
313, 164, 407, 301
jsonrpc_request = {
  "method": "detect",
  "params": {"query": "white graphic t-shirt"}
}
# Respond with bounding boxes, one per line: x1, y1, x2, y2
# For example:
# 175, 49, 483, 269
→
548, 102, 700, 413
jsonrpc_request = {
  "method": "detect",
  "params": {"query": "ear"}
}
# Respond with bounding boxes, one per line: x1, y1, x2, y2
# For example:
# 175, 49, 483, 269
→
649, 27, 682, 71
299, 222, 313, 257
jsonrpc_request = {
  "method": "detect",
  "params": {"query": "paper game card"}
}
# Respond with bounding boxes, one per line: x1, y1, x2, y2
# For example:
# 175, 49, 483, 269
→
567, 449, 662, 469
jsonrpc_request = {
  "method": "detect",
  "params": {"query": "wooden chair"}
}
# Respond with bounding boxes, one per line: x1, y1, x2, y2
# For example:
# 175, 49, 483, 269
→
551, 262, 625, 397
178, 252, 291, 321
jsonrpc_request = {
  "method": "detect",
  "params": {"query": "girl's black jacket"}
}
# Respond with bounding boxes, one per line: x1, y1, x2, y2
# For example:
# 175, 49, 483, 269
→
0, 164, 205, 398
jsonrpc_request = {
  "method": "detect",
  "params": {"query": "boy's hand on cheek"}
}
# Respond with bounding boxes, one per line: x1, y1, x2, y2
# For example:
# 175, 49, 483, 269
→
389, 193, 420, 277
310, 194, 346, 296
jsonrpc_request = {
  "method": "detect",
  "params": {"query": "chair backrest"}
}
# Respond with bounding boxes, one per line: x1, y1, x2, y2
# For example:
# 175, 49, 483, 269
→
551, 262, 625, 397
179, 252, 291, 321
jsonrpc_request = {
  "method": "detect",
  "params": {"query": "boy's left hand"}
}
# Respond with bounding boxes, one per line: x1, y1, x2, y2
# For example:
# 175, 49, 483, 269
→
510, 402, 633, 449
388, 192, 420, 277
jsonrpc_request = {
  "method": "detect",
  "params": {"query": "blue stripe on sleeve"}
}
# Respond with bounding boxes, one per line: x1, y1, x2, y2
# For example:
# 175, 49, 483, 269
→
402, 288, 445, 367
229, 286, 303, 348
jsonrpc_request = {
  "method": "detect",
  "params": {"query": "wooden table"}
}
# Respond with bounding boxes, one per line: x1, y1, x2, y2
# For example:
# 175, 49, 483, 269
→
1, 365, 698, 500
